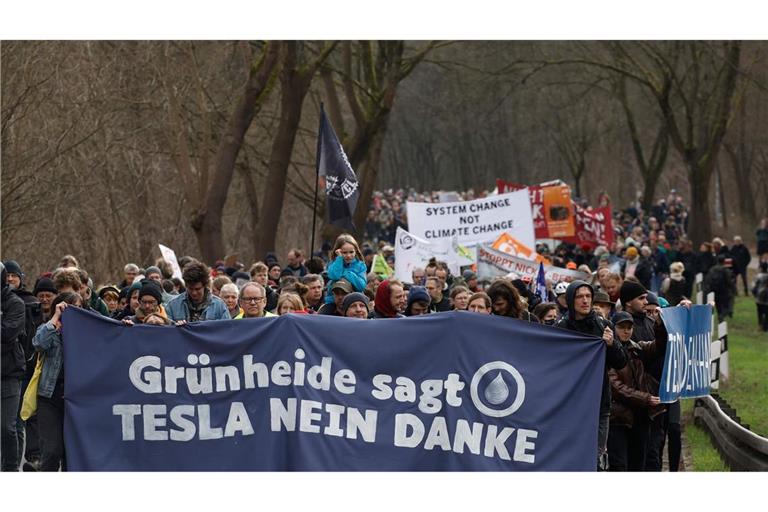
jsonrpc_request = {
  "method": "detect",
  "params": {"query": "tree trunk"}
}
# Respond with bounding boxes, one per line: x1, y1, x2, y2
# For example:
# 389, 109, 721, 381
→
253, 93, 303, 257
353, 126, 388, 229
726, 97, 758, 229
193, 217, 226, 266
686, 162, 714, 246
254, 42, 319, 258
732, 153, 758, 228
190, 43, 280, 264
641, 180, 657, 215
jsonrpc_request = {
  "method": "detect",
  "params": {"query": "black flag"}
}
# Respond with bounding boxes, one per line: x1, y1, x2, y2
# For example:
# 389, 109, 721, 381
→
317, 108, 359, 230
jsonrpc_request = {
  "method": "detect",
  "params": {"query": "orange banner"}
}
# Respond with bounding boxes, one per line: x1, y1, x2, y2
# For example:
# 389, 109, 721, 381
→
543, 185, 575, 237
491, 232, 551, 265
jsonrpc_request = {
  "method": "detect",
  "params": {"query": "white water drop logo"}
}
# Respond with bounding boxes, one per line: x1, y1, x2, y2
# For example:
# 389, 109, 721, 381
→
470, 361, 526, 418
484, 372, 509, 405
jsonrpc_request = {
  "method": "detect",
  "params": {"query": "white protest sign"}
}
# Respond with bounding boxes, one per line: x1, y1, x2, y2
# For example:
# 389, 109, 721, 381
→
394, 227, 474, 284
158, 244, 183, 280
476, 243, 589, 283
406, 189, 535, 247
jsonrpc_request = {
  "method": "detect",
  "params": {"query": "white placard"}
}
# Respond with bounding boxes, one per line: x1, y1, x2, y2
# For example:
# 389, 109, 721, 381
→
394, 227, 474, 284
476, 243, 590, 283
406, 189, 535, 248
158, 244, 183, 280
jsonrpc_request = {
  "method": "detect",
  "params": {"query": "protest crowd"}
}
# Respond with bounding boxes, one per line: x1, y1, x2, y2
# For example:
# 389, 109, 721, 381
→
2, 183, 768, 473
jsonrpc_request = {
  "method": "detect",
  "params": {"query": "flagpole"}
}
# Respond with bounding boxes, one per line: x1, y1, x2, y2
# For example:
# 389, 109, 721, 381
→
311, 103, 323, 260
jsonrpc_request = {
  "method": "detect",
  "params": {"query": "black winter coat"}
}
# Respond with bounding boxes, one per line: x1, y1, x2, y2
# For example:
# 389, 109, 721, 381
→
556, 281, 628, 420
12, 287, 43, 378
629, 310, 668, 395
1, 286, 27, 378
730, 244, 751, 273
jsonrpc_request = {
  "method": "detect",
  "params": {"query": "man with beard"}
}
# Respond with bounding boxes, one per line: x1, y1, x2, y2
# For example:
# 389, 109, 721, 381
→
555, 280, 627, 471
166, 261, 230, 323
371, 280, 406, 318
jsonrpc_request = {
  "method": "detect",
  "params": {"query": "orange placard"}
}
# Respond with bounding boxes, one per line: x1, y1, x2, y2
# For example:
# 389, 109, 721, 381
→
491, 233, 551, 265
543, 185, 575, 237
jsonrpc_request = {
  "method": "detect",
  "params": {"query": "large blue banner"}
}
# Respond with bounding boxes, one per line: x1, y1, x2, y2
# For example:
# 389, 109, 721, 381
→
659, 305, 712, 403
62, 308, 604, 471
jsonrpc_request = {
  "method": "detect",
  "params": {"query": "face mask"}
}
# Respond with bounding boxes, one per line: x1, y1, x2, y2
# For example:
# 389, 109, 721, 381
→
544, 318, 556, 326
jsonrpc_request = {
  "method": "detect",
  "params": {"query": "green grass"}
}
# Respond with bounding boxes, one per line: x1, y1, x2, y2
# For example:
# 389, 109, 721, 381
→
715, 296, 768, 436
680, 294, 766, 471
681, 400, 730, 471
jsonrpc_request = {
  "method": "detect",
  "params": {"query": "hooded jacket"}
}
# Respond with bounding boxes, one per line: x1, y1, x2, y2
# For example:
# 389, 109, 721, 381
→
555, 280, 627, 419
324, 256, 367, 304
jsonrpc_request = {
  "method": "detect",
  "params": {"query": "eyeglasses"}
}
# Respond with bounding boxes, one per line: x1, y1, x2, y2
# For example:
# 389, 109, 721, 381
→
140, 299, 158, 307
241, 296, 265, 303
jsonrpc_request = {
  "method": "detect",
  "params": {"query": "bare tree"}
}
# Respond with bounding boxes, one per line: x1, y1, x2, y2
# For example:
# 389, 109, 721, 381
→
252, 41, 336, 259
160, 41, 280, 264
614, 75, 669, 212
319, 41, 443, 229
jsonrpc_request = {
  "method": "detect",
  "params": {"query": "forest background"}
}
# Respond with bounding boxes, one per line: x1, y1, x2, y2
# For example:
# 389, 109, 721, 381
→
3, 39, 767, 282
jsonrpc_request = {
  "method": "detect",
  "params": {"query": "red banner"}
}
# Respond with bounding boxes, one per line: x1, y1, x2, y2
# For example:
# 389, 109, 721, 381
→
496, 179, 548, 238
496, 178, 612, 248
563, 205, 614, 249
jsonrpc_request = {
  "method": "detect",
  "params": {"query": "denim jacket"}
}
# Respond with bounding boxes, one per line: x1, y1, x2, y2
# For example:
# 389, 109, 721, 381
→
165, 292, 230, 322
32, 322, 63, 399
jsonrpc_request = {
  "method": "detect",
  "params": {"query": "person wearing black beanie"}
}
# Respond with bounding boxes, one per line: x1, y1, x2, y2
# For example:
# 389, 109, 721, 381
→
3, 260, 24, 290
620, 278, 674, 472
619, 280, 647, 306
405, 286, 431, 316
33, 278, 57, 297
341, 292, 369, 319
33, 278, 58, 323
139, 280, 164, 305
122, 280, 170, 325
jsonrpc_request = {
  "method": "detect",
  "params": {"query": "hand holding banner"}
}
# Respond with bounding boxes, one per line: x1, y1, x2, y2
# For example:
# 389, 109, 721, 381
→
63, 307, 605, 471
658, 305, 713, 403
